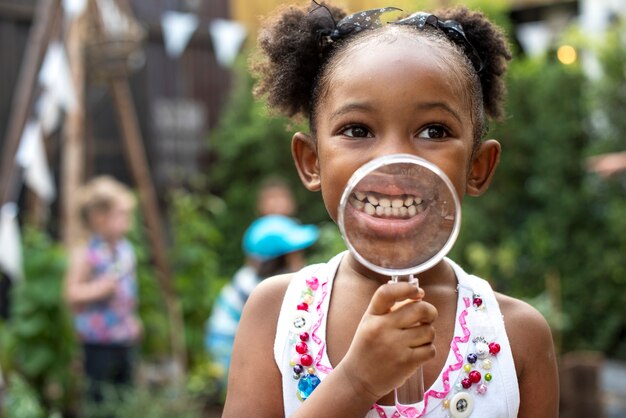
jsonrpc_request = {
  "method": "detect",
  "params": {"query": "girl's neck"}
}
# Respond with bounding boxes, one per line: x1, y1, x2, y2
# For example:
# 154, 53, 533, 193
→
344, 251, 457, 291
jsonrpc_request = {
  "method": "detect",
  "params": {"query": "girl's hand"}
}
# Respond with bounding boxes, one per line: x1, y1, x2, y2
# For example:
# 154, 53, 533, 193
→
338, 282, 438, 400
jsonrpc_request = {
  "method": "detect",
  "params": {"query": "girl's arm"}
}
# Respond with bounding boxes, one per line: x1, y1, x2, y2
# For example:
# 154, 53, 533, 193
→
64, 246, 116, 309
223, 278, 437, 417
222, 274, 290, 417
499, 295, 559, 418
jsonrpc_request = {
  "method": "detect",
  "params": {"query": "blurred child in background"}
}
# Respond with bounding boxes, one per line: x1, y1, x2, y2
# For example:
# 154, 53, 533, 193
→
64, 176, 141, 405
205, 215, 319, 394
256, 176, 297, 217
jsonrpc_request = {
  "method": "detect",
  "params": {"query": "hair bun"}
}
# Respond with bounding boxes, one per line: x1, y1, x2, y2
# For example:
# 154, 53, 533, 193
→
436, 7, 512, 120
252, 3, 347, 119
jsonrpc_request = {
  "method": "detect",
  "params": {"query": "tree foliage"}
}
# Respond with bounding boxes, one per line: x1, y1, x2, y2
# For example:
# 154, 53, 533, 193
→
452, 26, 626, 358
207, 58, 333, 277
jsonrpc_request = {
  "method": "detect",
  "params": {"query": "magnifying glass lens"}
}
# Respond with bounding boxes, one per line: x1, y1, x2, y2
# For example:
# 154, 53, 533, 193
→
338, 154, 461, 278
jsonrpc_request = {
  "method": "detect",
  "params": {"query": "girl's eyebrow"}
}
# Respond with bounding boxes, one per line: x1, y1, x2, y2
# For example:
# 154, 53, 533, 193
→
329, 101, 463, 125
415, 102, 463, 124
329, 102, 375, 122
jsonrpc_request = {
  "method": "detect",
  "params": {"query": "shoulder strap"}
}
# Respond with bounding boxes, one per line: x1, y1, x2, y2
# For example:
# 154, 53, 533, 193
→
447, 258, 520, 417
274, 263, 324, 367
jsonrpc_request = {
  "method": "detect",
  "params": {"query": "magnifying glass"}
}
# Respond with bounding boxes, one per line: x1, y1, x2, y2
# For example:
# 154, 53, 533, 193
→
337, 154, 461, 413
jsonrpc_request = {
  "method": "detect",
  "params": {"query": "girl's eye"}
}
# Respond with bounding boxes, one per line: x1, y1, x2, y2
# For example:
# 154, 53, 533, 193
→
418, 125, 449, 140
341, 125, 373, 138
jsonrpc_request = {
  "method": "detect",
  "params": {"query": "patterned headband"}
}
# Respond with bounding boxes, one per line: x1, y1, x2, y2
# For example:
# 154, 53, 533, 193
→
308, 1, 485, 73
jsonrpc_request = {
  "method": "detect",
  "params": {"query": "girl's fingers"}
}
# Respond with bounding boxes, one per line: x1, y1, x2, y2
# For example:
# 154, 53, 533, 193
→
368, 282, 423, 316
401, 323, 437, 349
389, 298, 438, 329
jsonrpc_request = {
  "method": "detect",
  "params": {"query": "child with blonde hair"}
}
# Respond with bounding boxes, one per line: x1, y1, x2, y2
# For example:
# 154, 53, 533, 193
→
64, 176, 141, 404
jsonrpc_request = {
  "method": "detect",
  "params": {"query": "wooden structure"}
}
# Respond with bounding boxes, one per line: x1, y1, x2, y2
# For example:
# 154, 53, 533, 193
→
0, 0, 232, 376
0, 0, 231, 194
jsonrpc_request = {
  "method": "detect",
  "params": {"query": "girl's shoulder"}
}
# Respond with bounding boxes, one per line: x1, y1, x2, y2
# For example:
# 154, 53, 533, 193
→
495, 291, 551, 334
248, 261, 329, 307
494, 292, 555, 374
244, 259, 334, 334
249, 272, 294, 306
494, 292, 559, 416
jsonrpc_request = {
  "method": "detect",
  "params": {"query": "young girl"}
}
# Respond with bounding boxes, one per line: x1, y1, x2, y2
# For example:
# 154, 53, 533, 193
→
64, 176, 141, 404
224, 2, 558, 417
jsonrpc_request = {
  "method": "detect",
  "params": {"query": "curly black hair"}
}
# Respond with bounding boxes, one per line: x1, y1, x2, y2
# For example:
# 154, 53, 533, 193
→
251, 2, 511, 143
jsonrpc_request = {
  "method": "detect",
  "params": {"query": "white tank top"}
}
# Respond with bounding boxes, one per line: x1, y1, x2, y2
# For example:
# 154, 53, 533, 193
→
274, 252, 519, 418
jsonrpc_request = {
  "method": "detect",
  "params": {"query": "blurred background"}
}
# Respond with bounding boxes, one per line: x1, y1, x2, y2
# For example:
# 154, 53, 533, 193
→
0, 0, 625, 417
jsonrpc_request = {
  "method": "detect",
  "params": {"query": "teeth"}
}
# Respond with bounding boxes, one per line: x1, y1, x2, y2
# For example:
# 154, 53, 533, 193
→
352, 192, 427, 219
350, 197, 364, 210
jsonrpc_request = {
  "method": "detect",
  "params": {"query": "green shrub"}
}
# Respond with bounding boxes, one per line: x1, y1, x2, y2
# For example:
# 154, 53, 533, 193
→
0, 227, 77, 415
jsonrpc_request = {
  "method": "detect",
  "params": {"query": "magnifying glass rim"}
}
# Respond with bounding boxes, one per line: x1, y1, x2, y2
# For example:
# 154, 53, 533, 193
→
337, 153, 462, 277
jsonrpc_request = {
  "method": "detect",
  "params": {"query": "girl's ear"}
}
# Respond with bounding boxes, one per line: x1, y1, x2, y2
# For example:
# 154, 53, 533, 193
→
467, 139, 501, 196
292, 132, 321, 191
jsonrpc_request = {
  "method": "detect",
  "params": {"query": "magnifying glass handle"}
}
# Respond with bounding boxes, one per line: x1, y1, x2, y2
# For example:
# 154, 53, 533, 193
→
393, 274, 424, 414
395, 366, 425, 413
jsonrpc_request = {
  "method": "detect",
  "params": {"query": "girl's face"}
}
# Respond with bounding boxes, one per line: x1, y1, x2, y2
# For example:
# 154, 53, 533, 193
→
90, 200, 134, 242
294, 30, 500, 238
257, 186, 296, 217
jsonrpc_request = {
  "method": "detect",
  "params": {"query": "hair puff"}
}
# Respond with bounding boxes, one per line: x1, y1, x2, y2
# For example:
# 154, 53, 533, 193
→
251, 2, 346, 119
437, 7, 512, 120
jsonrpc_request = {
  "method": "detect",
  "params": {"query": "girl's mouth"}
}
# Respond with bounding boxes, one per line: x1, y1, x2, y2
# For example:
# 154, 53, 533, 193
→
349, 190, 426, 219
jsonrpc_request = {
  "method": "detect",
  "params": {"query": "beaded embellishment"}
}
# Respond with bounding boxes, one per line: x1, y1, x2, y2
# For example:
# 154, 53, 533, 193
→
289, 276, 323, 401
441, 293, 500, 418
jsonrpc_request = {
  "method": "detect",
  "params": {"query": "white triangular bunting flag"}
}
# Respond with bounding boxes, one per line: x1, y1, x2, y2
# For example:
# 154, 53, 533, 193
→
161, 11, 199, 58
16, 121, 56, 203
16, 120, 41, 168
63, 0, 87, 19
0, 203, 24, 281
516, 22, 552, 58
209, 19, 247, 67
39, 42, 76, 112
37, 90, 62, 136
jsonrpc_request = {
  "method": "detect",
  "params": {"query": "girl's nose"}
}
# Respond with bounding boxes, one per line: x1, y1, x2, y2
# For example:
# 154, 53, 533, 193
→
373, 133, 417, 159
